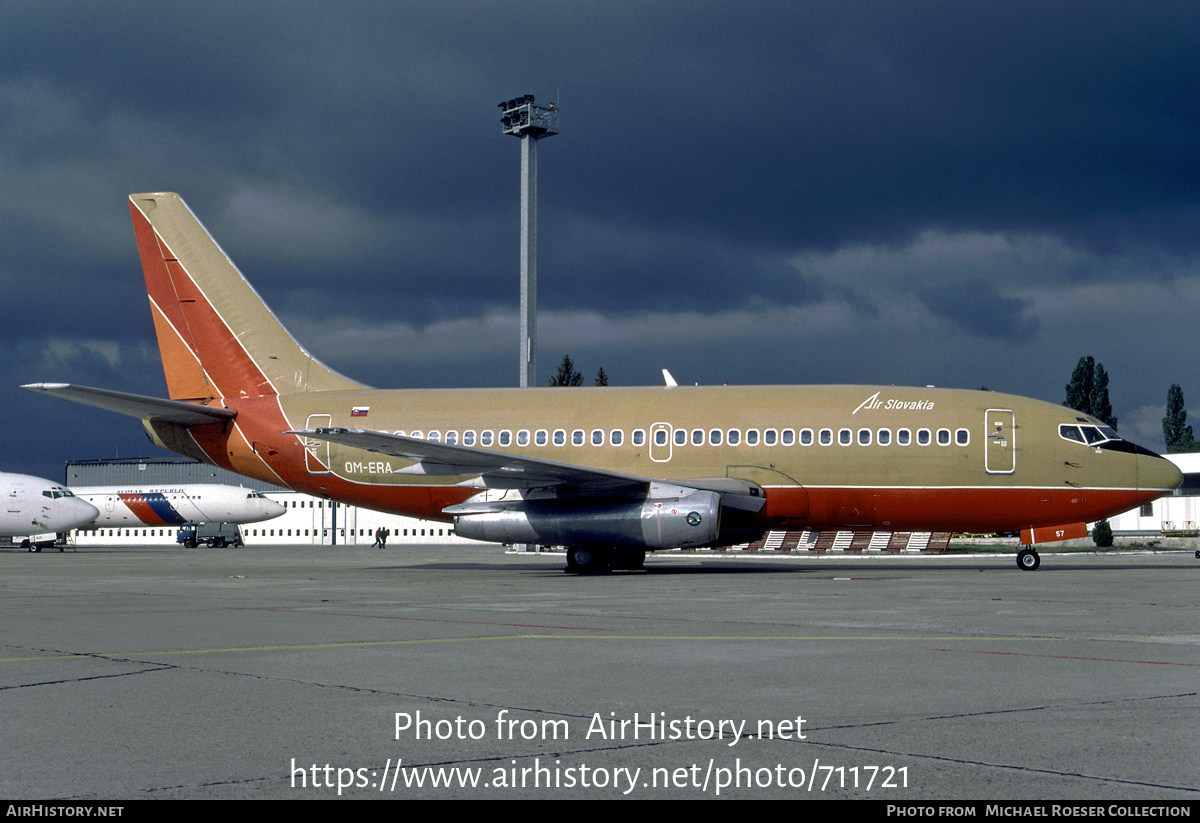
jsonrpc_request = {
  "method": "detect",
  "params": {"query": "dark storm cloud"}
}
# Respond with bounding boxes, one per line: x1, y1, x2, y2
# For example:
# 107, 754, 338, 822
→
918, 279, 1040, 341
1, 1, 1198, 477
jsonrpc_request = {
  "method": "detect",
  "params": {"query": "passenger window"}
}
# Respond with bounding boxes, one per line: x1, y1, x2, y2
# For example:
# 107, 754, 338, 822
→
517, 430, 530, 447
692, 428, 704, 446
955, 429, 970, 446
674, 429, 687, 446
393, 430, 407, 437
937, 428, 951, 446
428, 430, 441, 442
535, 430, 548, 446
709, 428, 722, 446
463, 430, 476, 446
498, 430, 512, 447
819, 428, 833, 446
727, 429, 741, 446
480, 430, 494, 447
573, 430, 585, 446
877, 428, 891, 446
838, 428, 852, 446
781, 429, 795, 446
592, 429, 604, 446
445, 430, 458, 445
897, 428, 911, 445
917, 429, 931, 446
858, 428, 871, 446
632, 429, 646, 447
655, 429, 668, 446
610, 430, 623, 446
800, 428, 813, 446
746, 429, 760, 446
764, 429, 778, 446
553, 429, 566, 446
410, 430, 424, 440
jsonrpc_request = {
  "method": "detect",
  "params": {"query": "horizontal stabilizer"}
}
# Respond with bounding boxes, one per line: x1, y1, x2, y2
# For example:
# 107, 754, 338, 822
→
22, 383, 236, 426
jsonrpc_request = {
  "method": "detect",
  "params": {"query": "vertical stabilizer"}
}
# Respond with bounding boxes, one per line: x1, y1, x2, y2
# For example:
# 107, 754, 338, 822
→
128, 193, 364, 401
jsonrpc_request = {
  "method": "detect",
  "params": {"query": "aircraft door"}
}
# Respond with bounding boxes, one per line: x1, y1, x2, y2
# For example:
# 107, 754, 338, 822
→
649, 422, 673, 462
985, 409, 1016, 474
304, 414, 333, 475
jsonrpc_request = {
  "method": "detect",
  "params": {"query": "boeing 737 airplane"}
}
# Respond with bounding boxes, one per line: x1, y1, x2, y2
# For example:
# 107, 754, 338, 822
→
1, 472, 100, 549
23, 193, 1184, 572
72, 484, 285, 528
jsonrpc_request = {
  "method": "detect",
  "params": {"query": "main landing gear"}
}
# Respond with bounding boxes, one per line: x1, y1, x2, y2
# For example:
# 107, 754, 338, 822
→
564, 546, 647, 574
1016, 548, 1041, 571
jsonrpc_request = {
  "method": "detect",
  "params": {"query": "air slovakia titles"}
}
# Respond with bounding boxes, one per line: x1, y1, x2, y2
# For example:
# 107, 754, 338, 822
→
853, 391, 936, 415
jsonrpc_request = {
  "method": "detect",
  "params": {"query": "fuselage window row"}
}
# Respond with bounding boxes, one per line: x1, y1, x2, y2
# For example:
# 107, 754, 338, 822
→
382, 426, 972, 449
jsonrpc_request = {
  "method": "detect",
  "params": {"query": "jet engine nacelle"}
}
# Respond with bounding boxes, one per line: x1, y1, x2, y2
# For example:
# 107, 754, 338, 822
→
454, 489, 722, 550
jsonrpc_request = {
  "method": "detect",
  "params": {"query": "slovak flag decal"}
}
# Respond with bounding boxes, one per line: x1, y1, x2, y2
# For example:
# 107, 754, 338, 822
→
350, 406, 369, 417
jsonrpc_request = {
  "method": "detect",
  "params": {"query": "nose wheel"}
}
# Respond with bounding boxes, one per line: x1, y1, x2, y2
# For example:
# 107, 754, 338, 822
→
1016, 548, 1040, 571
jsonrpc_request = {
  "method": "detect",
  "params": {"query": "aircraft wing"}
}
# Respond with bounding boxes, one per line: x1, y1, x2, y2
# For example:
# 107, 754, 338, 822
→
288, 427, 766, 510
21, 383, 236, 426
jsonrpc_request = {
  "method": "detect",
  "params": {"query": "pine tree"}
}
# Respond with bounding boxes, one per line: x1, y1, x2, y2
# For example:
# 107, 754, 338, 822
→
1163, 384, 1198, 453
548, 354, 582, 387
1063, 356, 1117, 430
595, 367, 608, 387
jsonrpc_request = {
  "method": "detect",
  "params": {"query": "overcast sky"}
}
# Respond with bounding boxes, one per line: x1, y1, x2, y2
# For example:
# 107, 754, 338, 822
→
3, 1, 1198, 480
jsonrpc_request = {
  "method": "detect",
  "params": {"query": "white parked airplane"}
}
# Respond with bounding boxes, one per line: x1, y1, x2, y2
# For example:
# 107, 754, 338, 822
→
1, 472, 100, 549
72, 484, 285, 528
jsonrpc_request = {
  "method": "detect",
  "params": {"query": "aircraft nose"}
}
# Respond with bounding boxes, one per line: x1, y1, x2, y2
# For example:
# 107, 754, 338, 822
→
66, 497, 100, 528
1139, 451, 1183, 494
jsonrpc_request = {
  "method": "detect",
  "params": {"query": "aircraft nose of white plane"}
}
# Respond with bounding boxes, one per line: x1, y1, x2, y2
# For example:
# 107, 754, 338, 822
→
62, 497, 100, 530
264, 499, 287, 519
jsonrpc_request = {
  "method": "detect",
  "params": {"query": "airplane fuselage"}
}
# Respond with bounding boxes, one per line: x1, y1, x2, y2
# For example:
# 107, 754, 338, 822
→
72, 484, 285, 528
153, 383, 1179, 539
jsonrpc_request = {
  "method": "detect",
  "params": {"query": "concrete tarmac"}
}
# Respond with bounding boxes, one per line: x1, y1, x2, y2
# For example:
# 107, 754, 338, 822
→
2, 543, 1197, 800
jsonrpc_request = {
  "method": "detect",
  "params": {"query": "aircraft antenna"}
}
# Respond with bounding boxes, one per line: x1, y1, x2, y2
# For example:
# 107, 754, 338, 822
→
499, 94, 559, 388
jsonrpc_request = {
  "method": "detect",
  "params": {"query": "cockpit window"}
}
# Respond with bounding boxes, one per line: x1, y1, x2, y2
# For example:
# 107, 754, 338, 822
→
1060, 424, 1121, 446
43, 488, 74, 499
1059, 425, 1085, 444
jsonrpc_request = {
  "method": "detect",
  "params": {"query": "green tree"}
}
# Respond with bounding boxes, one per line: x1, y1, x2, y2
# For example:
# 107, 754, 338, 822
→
1063, 356, 1117, 429
548, 354, 582, 387
1163, 384, 1199, 453
595, 367, 608, 387
1091, 519, 1114, 548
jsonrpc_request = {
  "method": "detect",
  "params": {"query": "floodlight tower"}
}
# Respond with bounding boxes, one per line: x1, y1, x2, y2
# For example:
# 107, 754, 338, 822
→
499, 94, 559, 388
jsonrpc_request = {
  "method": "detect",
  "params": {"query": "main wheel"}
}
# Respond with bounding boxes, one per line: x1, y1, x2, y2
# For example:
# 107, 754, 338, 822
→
612, 547, 646, 571
565, 546, 612, 574
1016, 548, 1040, 571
